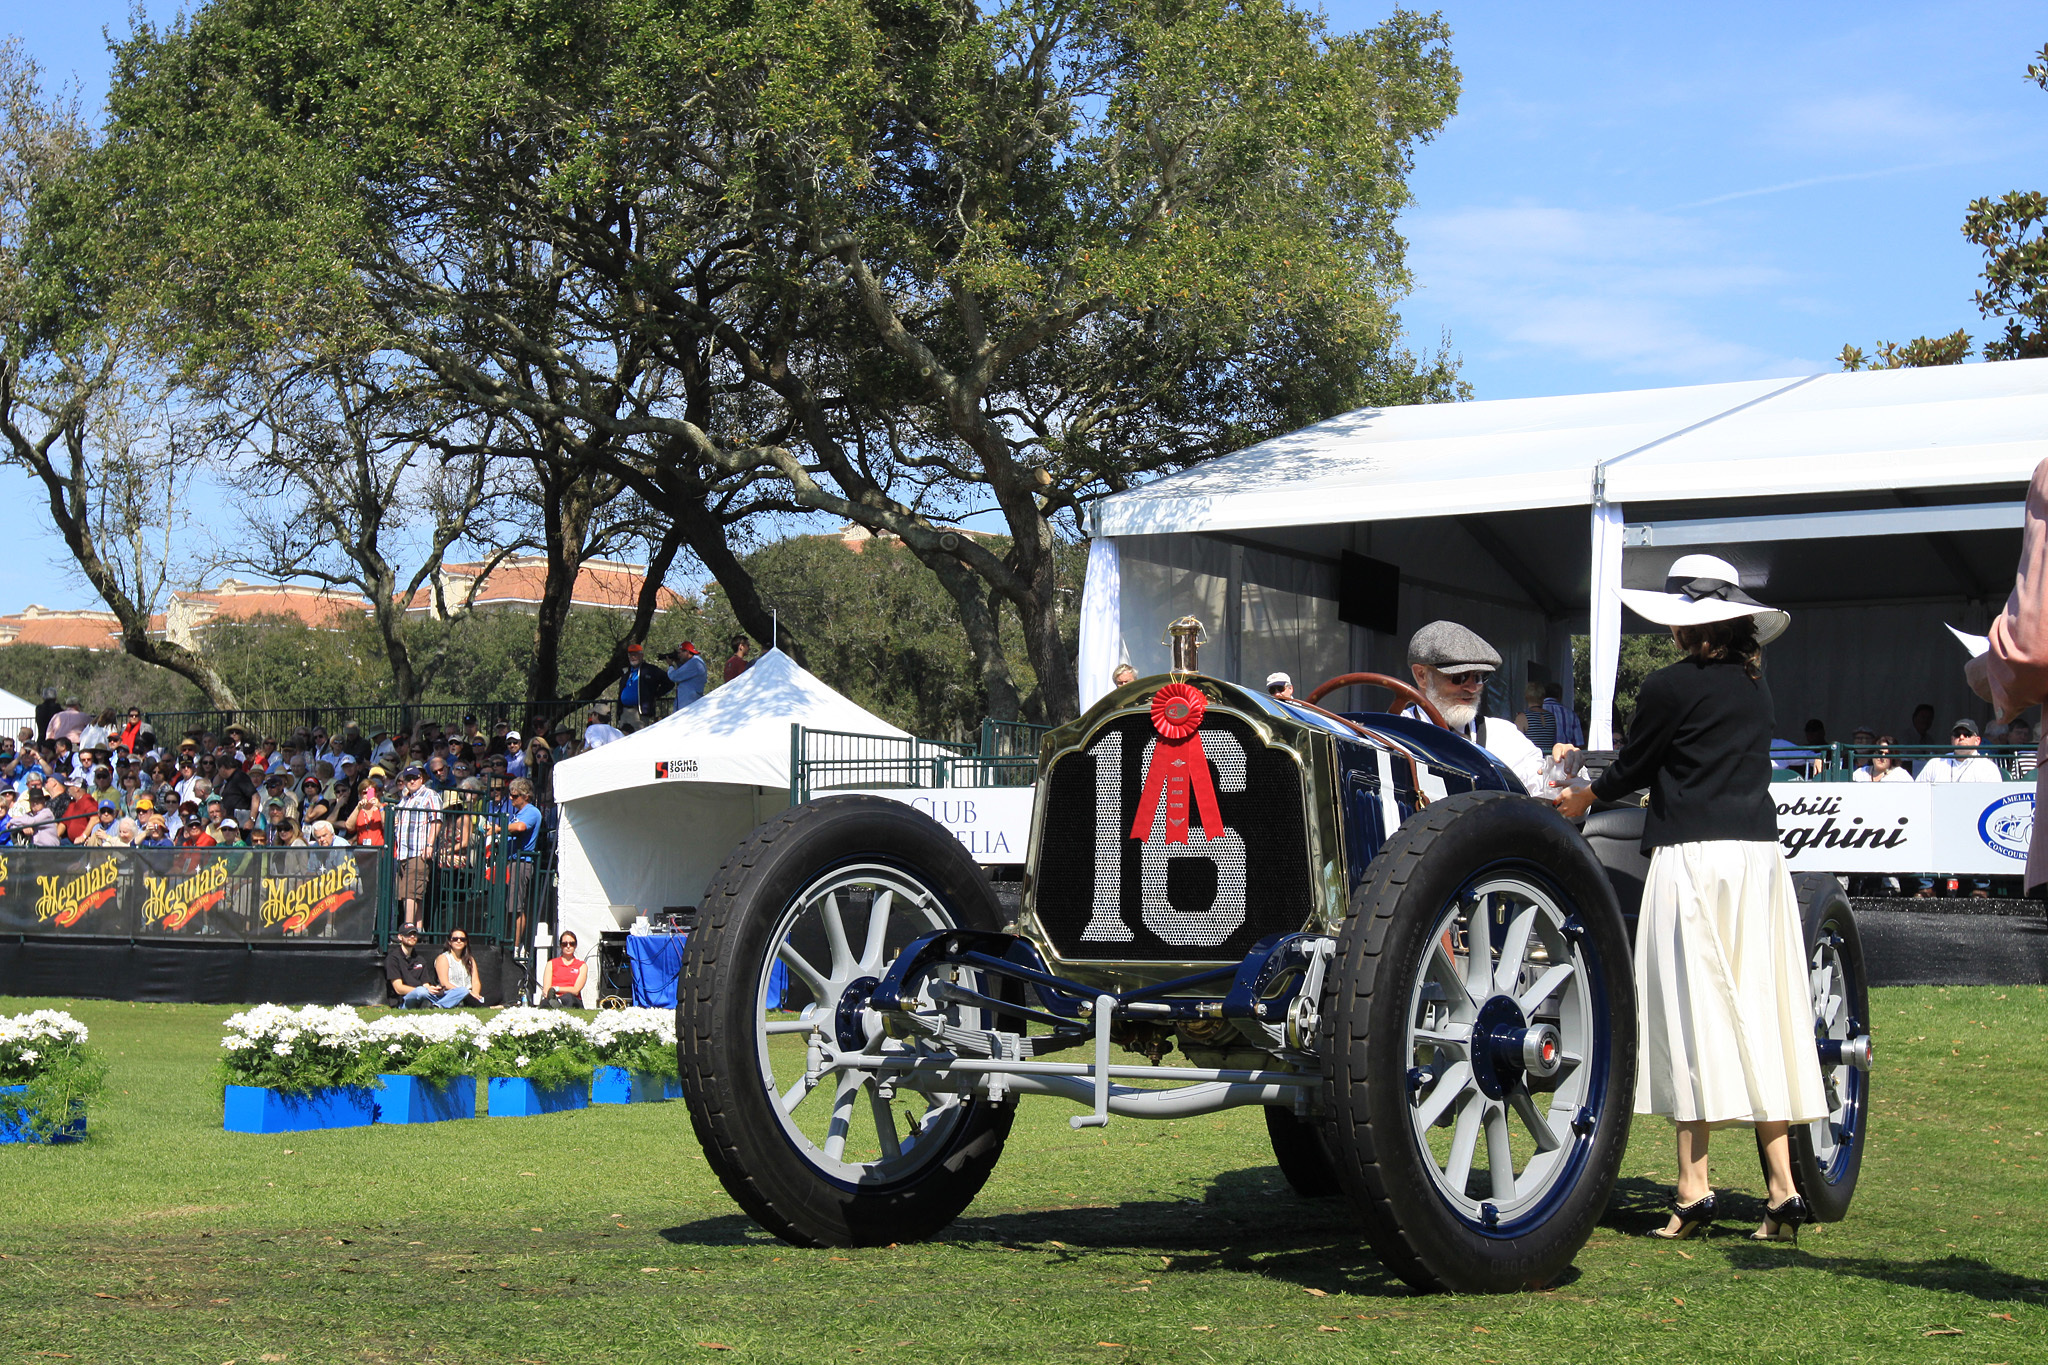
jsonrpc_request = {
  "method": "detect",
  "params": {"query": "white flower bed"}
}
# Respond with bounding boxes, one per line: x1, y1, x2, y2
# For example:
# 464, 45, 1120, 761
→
588, 1007, 675, 1055
0, 1010, 91, 1080
218, 1004, 379, 1093
365, 1013, 485, 1084
476, 1007, 595, 1087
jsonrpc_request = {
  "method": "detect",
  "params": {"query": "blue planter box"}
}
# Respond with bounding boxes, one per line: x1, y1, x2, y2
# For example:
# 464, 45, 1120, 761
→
374, 1074, 477, 1125
486, 1076, 589, 1117
0, 1084, 85, 1144
223, 1084, 375, 1134
592, 1066, 683, 1105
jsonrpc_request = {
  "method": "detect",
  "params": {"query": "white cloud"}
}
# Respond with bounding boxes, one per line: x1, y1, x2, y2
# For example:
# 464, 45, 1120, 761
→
1405, 203, 1825, 381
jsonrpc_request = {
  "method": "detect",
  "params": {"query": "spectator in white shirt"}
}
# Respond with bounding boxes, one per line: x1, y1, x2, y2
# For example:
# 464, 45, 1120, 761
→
1852, 736, 1914, 782
582, 707, 625, 749
1917, 719, 2003, 782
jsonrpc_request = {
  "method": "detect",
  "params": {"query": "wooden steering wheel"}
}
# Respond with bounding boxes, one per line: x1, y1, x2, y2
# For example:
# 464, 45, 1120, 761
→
1304, 672, 1451, 730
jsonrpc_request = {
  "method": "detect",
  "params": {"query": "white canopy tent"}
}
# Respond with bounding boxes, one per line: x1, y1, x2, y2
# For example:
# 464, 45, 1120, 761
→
0, 687, 38, 734
552, 650, 909, 987
1081, 359, 2048, 747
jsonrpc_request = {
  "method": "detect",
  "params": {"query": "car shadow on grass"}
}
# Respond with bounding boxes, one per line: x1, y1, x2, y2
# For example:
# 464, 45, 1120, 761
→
1723, 1247, 2048, 1305
663, 1165, 1453, 1297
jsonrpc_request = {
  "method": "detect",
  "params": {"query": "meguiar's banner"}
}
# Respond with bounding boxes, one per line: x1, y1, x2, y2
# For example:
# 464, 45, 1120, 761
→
0, 847, 383, 942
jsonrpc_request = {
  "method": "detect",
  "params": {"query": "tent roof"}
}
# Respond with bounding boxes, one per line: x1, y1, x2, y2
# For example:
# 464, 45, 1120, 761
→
1094, 358, 2048, 538
552, 649, 908, 804
0, 686, 36, 720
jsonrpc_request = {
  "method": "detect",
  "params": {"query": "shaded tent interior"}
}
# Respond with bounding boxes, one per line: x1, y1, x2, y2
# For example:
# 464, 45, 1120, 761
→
1084, 360, 2048, 745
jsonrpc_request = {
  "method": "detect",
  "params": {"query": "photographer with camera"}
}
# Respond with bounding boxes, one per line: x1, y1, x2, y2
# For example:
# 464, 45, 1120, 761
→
666, 641, 708, 712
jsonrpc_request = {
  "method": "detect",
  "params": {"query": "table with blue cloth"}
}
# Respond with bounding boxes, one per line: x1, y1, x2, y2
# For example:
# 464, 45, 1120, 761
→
626, 932, 788, 1009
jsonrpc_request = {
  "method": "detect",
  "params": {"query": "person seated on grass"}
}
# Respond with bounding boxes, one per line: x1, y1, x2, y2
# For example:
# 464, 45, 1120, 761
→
385, 923, 437, 1008
538, 930, 588, 1008
433, 930, 487, 1008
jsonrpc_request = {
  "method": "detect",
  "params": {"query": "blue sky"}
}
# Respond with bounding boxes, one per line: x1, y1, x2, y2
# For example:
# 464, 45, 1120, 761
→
4, 1, 2045, 609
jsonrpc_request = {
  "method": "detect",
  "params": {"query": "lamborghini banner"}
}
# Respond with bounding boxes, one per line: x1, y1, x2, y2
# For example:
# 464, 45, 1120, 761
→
0, 847, 383, 942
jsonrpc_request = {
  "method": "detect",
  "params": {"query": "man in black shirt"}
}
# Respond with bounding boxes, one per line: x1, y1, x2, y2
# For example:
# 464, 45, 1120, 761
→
385, 924, 435, 1007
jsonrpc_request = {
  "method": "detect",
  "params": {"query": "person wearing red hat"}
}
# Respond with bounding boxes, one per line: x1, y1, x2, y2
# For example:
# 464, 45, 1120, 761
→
667, 640, 707, 712
618, 641, 673, 728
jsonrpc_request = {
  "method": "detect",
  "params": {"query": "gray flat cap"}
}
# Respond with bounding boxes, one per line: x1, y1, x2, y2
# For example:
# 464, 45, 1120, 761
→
1407, 620, 1501, 673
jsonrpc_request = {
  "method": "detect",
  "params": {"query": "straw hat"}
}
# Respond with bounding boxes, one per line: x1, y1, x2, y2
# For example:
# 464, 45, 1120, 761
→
1618, 553, 1788, 645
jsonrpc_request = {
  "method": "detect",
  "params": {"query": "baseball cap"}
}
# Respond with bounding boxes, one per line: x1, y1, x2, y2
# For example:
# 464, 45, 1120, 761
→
505, 730, 521, 742
1266, 671, 1291, 690
98, 800, 115, 812
1953, 718, 1981, 737
219, 818, 238, 829
401, 764, 425, 778
396, 923, 420, 937
368, 765, 389, 779
136, 796, 154, 811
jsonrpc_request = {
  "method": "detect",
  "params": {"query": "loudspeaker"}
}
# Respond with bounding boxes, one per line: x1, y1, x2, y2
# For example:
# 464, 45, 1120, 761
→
1338, 552, 1400, 634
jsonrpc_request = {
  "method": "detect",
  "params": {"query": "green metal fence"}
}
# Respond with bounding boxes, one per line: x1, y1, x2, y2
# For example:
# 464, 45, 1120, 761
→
128, 700, 593, 746
790, 718, 1051, 802
1778, 742, 2038, 782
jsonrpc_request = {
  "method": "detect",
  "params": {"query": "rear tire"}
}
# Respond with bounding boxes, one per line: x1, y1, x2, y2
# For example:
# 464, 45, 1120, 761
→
1265, 1106, 1342, 1198
677, 796, 1013, 1247
1322, 792, 1635, 1293
1787, 873, 1868, 1223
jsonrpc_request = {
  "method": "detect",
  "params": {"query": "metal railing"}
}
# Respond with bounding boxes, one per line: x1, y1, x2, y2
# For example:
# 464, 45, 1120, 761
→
1776, 742, 2039, 782
791, 719, 1051, 802
124, 700, 595, 746
375, 823, 558, 953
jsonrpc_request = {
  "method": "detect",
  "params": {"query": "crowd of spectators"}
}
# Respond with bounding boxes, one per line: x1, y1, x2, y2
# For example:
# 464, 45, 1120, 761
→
0, 694, 576, 857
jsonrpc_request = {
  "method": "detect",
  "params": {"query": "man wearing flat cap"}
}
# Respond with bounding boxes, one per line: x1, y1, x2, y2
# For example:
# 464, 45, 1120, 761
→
1405, 620, 1546, 796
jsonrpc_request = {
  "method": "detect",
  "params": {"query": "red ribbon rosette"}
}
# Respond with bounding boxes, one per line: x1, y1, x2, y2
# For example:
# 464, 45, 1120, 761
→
1129, 682, 1224, 845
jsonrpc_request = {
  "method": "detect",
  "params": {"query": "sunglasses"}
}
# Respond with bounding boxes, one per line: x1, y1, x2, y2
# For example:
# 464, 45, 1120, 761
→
1953, 730, 1975, 739
449, 935, 468, 944
1439, 670, 1489, 687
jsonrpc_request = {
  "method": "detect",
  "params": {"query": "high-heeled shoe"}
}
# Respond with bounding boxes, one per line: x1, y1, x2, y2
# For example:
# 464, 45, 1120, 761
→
1752, 1194, 1809, 1244
1647, 1192, 1716, 1240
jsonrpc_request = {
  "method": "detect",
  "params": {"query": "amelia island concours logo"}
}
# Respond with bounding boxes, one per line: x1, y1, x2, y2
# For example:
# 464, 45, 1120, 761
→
654, 758, 699, 780
1978, 792, 2034, 862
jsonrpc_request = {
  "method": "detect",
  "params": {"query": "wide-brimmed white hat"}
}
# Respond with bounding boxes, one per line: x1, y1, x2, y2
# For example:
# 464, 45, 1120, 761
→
1618, 553, 1788, 645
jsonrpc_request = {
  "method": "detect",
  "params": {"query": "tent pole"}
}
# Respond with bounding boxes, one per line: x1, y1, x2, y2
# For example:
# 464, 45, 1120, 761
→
1588, 481, 1625, 751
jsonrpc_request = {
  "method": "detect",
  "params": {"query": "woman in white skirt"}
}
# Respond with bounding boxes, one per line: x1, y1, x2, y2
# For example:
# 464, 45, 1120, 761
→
1558, 554, 1828, 1241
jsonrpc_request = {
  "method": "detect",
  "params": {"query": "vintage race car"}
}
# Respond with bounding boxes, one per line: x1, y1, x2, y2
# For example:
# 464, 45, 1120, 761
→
675, 656, 1870, 1293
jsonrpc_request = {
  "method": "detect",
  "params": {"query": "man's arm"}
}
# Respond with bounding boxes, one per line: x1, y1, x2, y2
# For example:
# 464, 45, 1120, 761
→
1988, 458, 2048, 721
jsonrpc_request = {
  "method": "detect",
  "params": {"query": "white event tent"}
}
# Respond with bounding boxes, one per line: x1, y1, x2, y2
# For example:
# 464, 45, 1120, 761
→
551, 649, 909, 967
1079, 358, 2048, 747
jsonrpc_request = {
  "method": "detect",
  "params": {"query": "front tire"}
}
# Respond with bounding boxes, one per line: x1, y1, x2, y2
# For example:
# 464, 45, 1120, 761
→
1322, 792, 1636, 1293
677, 796, 1013, 1247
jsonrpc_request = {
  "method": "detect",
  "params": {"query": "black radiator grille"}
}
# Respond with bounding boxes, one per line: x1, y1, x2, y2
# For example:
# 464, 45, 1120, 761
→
1032, 710, 1314, 962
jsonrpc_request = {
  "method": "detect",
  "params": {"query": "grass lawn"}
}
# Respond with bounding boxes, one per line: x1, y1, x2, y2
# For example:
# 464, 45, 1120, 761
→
0, 987, 2043, 1365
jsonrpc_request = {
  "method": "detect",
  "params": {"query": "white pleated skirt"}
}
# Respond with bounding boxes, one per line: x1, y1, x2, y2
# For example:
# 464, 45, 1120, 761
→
1634, 840, 1829, 1127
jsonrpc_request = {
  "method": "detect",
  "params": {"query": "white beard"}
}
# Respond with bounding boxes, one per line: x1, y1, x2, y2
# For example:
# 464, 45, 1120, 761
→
1429, 694, 1479, 732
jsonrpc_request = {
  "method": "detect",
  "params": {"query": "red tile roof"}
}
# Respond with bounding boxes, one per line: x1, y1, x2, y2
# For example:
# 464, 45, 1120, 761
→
0, 608, 123, 651
401, 556, 684, 614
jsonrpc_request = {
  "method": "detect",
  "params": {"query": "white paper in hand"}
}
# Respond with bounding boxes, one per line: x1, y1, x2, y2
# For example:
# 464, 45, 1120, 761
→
1948, 624, 1991, 658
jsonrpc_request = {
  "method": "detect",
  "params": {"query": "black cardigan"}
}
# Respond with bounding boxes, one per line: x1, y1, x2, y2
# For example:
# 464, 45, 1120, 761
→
1590, 655, 1779, 851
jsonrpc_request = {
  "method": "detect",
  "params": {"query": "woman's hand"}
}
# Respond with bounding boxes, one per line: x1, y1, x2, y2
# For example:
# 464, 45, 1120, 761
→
1554, 785, 1597, 822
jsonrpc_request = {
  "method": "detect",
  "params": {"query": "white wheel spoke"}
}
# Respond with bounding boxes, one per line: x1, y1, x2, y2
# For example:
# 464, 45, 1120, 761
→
1413, 1060, 1474, 1130
764, 1019, 816, 1035
1494, 907, 1538, 995
1464, 897, 1495, 1003
1413, 1024, 1470, 1048
1443, 1092, 1485, 1194
777, 941, 832, 1005
1509, 1087, 1564, 1154
861, 889, 895, 971
1484, 1102, 1518, 1200
1816, 990, 1843, 1028
779, 1073, 812, 1114
867, 1085, 903, 1161
821, 892, 855, 977
820, 1072, 863, 1160
1516, 963, 1575, 1017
